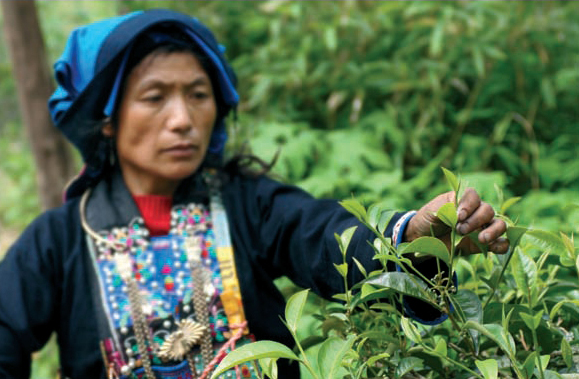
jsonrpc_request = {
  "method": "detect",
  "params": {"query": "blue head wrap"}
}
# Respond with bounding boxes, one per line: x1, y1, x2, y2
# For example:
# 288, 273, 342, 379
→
48, 9, 239, 200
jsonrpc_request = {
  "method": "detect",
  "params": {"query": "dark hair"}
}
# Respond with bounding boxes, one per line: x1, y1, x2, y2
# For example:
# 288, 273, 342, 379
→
110, 28, 227, 129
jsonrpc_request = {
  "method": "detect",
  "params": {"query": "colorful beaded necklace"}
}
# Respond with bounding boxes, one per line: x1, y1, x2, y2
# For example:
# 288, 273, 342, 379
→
80, 172, 252, 379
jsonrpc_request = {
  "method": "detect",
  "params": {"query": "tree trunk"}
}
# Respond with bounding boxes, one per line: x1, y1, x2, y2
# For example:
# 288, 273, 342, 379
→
1, 0, 76, 210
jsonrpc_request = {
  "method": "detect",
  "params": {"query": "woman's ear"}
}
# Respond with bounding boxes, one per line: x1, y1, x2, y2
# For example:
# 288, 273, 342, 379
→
102, 121, 114, 137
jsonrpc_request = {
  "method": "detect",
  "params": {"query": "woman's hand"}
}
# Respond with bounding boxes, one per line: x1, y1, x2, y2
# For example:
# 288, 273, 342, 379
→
404, 188, 509, 254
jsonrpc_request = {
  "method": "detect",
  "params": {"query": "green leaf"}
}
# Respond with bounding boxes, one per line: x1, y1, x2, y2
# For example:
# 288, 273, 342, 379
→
317, 335, 355, 379
506, 226, 527, 250
453, 289, 482, 353
472, 45, 485, 77
258, 357, 278, 379
549, 299, 579, 320
211, 341, 299, 378
537, 355, 550, 375
441, 167, 459, 193
324, 27, 337, 52
436, 202, 458, 228
510, 250, 537, 305
562, 338, 573, 368
395, 357, 424, 378
464, 321, 515, 357
364, 272, 432, 303
367, 204, 383, 230
337, 226, 358, 256
400, 317, 422, 344
366, 352, 391, 367
377, 210, 396, 235
285, 289, 309, 334
543, 370, 564, 379
500, 197, 521, 214
339, 199, 367, 222
520, 310, 543, 331
433, 337, 447, 357
523, 352, 538, 378
352, 257, 367, 278
475, 359, 498, 379
361, 283, 386, 299
334, 263, 348, 278
401, 236, 450, 265
429, 21, 444, 57
526, 229, 569, 265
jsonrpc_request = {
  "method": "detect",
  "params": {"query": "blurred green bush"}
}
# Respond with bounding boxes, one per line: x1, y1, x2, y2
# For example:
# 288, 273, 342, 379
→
0, 1, 577, 377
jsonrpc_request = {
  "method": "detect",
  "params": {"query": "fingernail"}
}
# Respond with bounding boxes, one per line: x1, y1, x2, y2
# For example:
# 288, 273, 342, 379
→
480, 233, 488, 243
457, 224, 467, 235
457, 209, 467, 222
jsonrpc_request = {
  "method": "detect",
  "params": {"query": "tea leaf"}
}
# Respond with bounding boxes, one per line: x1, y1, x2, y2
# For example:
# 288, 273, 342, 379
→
365, 272, 431, 303
562, 338, 573, 368
464, 322, 515, 357
366, 352, 391, 367
339, 199, 367, 222
453, 290, 482, 353
549, 299, 579, 320
285, 289, 309, 334
500, 196, 521, 214
441, 167, 460, 193
475, 359, 498, 379
211, 341, 299, 378
352, 257, 367, 278
258, 357, 278, 379
506, 226, 527, 250
395, 357, 424, 378
433, 337, 447, 357
367, 204, 383, 230
377, 210, 396, 235
317, 335, 355, 379
526, 229, 569, 264
339, 226, 358, 256
522, 352, 538, 379
520, 310, 543, 331
536, 355, 550, 375
334, 263, 348, 278
400, 317, 422, 344
436, 202, 458, 228
400, 236, 450, 265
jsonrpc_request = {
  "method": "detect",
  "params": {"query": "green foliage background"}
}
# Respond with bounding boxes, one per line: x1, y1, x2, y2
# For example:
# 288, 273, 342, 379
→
0, 1, 577, 377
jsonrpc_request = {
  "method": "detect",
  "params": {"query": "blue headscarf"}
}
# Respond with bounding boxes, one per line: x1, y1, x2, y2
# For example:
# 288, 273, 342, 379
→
48, 9, 239, 200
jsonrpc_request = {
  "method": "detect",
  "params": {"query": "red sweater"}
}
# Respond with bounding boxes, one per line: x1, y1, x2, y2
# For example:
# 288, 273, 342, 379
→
132, 195, 172, 236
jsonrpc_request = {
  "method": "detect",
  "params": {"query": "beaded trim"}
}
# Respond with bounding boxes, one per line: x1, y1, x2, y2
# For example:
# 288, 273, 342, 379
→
391, 211, 417, 248
81, 191, 256, 379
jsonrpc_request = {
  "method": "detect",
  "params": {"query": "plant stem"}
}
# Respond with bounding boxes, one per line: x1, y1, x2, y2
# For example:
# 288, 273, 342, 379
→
483, 246, 515, 310
423, 346, 483, 379
290, 330, 320, 379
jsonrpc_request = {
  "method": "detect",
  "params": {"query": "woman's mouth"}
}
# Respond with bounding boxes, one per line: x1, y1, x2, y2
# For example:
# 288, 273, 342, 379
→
164, 143, 197, 157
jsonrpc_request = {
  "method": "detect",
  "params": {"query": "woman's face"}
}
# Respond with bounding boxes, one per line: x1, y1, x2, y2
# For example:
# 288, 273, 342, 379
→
106, 50, 217, 195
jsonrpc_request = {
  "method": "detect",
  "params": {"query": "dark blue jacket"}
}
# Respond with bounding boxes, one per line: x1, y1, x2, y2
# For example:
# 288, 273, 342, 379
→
0, 173, 409, 378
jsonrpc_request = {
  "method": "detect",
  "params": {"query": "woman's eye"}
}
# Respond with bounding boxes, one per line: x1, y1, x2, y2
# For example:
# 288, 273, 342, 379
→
190, 91, 209, 100
143, 94, 163, 103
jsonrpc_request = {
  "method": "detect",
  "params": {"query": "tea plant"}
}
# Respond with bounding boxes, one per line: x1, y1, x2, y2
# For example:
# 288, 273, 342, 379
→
211, 169, 578, 379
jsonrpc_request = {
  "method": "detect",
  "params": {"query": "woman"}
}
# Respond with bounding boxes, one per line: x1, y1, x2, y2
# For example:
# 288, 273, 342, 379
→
0, 9, 508, 379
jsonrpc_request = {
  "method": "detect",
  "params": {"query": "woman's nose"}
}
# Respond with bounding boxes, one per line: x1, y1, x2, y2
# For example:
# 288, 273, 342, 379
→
166, 96, 193, 132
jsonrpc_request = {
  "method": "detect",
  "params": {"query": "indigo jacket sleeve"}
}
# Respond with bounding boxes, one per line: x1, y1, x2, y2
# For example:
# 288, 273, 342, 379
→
0, 208, 68, 377
222, 174, 404, 301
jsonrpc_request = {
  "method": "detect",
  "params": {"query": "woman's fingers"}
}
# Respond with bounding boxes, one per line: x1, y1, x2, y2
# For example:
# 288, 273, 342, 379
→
478, 218, 507, 244
488, 237, 510, 254
456, 201, 495, 235
456, 188, 480, 222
